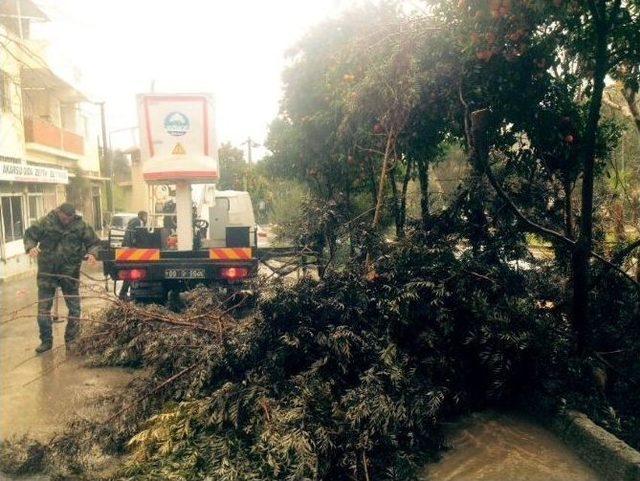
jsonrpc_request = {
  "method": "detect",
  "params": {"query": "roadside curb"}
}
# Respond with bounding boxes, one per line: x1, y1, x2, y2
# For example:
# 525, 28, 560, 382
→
551, 410, 640, 481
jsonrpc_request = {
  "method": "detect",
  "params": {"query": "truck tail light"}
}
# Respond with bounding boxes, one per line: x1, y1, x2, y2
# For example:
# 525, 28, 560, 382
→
118, 269, 147, 281
220, 267, 249, 280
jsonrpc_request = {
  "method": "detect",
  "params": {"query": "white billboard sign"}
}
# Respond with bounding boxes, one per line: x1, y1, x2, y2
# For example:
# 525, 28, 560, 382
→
0, 161, 69, 184
137, 94, 217, 161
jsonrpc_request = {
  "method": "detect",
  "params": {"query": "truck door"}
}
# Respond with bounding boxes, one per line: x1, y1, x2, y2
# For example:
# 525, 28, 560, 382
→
209, 197, 230, 246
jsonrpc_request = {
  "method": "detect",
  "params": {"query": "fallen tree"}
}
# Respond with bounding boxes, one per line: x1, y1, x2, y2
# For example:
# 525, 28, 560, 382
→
2, 225, 591, 481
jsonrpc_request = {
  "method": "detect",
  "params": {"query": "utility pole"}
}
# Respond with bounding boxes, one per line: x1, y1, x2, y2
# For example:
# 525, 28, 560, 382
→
242, 136, 260, 166
98, 102, 114, 214
15, 0, 23, 39
240, 137, 260, 192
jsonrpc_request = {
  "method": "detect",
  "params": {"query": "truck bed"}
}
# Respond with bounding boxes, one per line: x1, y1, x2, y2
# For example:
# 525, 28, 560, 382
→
101, 245, 258, 282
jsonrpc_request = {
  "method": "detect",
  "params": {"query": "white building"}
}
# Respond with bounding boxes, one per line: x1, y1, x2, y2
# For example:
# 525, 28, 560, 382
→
0, 0, 106, 280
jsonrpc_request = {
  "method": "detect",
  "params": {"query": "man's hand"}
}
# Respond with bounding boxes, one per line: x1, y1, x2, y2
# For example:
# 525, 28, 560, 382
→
84, 254, 97, 266
28, 246, 41, 258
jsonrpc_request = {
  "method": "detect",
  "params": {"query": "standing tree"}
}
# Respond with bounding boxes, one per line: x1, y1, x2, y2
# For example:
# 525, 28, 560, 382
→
433, 0, 640, 352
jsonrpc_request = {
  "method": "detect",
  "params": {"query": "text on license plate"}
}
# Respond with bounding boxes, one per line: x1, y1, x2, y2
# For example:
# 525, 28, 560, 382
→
164, 268, 206, 279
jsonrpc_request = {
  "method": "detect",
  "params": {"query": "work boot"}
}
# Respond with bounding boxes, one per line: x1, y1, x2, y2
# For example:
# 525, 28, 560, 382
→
35, 341, 53, 354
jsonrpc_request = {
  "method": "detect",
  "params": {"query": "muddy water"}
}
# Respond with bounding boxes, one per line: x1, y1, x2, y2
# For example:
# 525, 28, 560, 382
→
0, 269, 134, 440
423, 412, 601, 481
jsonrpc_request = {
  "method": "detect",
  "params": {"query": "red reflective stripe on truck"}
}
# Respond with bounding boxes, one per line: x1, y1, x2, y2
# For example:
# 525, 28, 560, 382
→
209, 248, 252, 260
116, 248, 160, 261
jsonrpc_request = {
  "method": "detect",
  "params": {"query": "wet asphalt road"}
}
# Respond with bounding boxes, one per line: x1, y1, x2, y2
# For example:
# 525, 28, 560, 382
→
0, 264, 133, 440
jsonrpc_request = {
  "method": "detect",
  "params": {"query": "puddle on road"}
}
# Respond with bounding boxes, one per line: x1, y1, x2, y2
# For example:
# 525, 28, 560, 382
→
423, 412, 600, 481
1, 347, 133, 439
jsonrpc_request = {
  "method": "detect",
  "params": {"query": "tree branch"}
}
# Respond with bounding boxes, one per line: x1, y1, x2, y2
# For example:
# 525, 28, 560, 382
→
471, 110, 639, 291
486, 152, 640, 291
469, 109, 576, 248
611, 238, 640, 265
484, 157, 576, 247
590, 249, 640, 291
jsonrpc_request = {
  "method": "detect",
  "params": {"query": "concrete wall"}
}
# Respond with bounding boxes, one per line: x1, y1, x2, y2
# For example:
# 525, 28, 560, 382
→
76, 104, 101, 176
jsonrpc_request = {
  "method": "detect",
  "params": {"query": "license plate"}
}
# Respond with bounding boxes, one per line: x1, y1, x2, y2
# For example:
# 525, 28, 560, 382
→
164, 268, 206, 279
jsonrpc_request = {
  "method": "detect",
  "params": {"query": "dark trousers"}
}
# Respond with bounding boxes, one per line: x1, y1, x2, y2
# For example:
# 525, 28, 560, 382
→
119, 280, 131, 300
37, 274, 81, 343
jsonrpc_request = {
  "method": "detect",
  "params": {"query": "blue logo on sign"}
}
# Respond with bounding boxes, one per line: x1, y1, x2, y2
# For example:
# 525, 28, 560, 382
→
164, 112, 190, 137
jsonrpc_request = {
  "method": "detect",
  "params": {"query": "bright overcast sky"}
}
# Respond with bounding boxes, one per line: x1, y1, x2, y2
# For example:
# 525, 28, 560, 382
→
32, 0, 349, 160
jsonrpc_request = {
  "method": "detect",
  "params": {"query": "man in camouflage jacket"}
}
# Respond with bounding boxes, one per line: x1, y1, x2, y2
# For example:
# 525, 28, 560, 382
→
24, 203, 100, 353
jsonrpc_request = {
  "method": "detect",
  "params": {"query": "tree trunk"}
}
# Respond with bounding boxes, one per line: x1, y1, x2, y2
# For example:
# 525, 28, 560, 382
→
366, 156, 378, 209
399, 157, 414, 237
372, 130, 395, 227
469, 110, 490, 255
563, 179, 574, 239
416, 157, 429, 230
389, 167, 402, 237
365, 131, 396, 275
622, 85, 640, 134
572, 14, 609, 354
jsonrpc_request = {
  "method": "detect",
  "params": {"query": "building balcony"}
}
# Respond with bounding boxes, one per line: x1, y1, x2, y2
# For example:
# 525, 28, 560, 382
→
24, 117, 84, 157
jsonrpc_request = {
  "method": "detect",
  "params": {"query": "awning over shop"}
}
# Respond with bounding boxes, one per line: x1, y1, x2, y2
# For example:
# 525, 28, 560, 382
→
0, 161, 68, 184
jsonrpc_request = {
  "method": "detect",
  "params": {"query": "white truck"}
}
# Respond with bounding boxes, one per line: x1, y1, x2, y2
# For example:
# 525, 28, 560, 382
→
101, 93, 262, 303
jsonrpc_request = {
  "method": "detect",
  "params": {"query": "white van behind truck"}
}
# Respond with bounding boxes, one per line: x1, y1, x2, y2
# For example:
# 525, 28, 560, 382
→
201, 190, 256, 248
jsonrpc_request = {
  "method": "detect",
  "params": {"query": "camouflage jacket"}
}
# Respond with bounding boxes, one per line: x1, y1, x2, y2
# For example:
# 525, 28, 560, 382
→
24, 211, 101, 277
